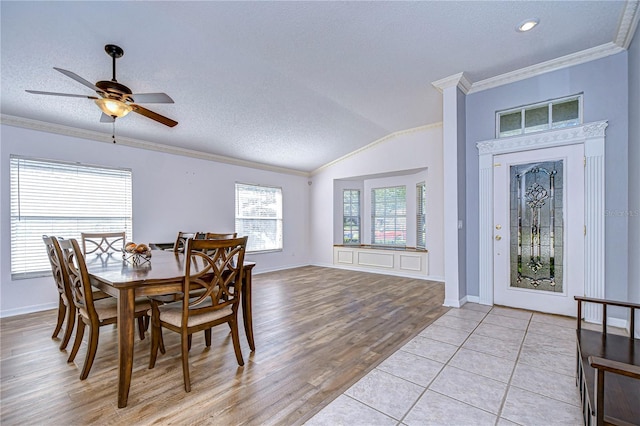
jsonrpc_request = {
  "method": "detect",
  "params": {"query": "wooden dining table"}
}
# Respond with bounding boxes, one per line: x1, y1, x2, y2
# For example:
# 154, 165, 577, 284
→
86, 250, 256, 408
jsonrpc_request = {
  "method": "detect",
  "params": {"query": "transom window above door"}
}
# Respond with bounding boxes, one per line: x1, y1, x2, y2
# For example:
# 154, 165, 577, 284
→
496, 94, 582, 138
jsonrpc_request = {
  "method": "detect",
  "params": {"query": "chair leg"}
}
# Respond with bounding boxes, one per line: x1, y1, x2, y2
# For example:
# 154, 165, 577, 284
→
68, 318, 85, 363
52, 296, 65, 338
159, 329, 166, 354
59, 305, 76, 350
204, 328, 211, 347
230, 319, 244, 367
79, 325, 99, 380
149, 321, 160, 369
137, 316, 146, 340
187, 334, 192, 351
181, 334, 191, 392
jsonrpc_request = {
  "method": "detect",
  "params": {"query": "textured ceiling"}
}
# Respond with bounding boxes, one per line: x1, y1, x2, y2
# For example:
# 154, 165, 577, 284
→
0, 1, 635, 173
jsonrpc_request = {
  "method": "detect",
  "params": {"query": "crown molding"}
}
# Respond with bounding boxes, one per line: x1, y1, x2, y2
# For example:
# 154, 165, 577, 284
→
615, 0, 640, 49
0, 114, 309, 177
468, 0, 638, 94
468, 42, 625, 94
311, 122, 443, 176
431, 72, 472, 94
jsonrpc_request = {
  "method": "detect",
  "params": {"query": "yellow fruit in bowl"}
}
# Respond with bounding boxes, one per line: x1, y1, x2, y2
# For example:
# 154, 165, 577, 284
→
125, 242, 137, 253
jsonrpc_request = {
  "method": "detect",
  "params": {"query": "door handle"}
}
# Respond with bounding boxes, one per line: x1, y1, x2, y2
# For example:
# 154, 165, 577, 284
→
495, 235, 502, 241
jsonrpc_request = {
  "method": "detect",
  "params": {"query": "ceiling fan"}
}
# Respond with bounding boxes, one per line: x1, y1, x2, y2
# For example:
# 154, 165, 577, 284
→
26, 44, 178, 127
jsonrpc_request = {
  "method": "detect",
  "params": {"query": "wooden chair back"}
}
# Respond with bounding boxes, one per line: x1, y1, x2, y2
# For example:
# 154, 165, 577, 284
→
81, 232, 126, 255
43, 235, 76, 348
43, 236, 71, 302
183, 236, 247, 319
59, 238, 99, 323
173, 232, 198, 253
198, 232, 237, 240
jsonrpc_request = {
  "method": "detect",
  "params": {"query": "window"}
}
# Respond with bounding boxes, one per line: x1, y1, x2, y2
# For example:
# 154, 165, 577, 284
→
343, 189, 360, 244
371, 186, 406, 246
416, 182, 426, 249
10, 156, 132, 279
235, 183, 283, 252
497, 95, 582, 138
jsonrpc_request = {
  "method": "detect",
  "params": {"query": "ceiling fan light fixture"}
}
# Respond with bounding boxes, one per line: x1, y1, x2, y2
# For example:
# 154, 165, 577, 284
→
95, 98, 132, 118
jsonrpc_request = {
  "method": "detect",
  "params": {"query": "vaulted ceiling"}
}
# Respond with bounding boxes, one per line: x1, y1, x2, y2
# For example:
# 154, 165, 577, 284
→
1, 1, 637, 174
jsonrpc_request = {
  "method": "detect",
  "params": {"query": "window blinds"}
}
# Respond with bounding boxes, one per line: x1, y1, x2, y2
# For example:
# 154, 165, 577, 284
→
371, 186, 407, 246
416, 182, 426, 249
10, 156, 132, 278
235, 183, 283, 252
343, 189, 360, 244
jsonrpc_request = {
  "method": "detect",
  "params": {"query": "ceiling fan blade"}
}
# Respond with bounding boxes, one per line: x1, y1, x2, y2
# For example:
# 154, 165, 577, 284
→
100, 113, 115, 123
131, 105, 178, 127
26, 90, 98, 99
53, 67, 101, 92
129, 93, 174, 104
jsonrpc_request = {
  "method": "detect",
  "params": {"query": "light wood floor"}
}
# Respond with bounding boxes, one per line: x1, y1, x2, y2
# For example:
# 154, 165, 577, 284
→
0, 266, 447, 425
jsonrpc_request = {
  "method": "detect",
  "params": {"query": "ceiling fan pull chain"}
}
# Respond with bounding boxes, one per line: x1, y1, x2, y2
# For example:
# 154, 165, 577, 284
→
112, 120, 117, 144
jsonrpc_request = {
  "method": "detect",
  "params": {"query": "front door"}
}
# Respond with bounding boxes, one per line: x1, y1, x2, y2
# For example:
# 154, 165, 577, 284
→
493, 144, 584, 316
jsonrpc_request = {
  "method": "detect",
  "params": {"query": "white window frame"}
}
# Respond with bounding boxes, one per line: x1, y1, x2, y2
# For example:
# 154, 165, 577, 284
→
343, 189, 361, 244
10, 156, 133, 279
496, 94, 583, 138
416, 182, 426, 250
235, 182, 283, 253
371, 185, 407, 247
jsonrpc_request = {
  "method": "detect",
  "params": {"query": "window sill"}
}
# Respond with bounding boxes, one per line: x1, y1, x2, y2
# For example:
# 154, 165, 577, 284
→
334, 244, 427, 253
246, 248, 283, 255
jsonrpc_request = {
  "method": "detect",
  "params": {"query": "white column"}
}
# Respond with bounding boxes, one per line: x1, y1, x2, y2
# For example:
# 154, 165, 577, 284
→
432, 72, 471, 307
478, 153, 494, 305
583, 121, 608, 323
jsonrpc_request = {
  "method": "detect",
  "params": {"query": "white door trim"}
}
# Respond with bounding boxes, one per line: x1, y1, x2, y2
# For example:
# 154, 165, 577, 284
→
476, 121, 608, 322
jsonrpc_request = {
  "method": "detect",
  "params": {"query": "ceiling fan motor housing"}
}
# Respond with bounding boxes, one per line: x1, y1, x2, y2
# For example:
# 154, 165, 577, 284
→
95, 80, 133, 102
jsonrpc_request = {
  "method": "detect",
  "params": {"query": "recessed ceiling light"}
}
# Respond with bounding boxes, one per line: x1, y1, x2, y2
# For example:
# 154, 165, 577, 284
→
517, 18, 540, 32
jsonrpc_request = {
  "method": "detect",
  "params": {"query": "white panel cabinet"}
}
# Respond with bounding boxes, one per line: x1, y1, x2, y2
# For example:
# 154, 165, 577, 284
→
333, 246, 428, 278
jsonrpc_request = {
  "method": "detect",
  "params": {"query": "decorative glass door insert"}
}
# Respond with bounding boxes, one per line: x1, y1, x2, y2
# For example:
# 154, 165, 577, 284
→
510, 160, 563, 292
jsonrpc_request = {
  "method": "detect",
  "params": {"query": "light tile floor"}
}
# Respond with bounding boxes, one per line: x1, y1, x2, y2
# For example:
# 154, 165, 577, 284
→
305, 303, 585, 426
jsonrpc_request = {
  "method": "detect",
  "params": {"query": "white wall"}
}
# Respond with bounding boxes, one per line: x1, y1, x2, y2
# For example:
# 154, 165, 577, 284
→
310, 125, 444, 281
0, 124, 310, 317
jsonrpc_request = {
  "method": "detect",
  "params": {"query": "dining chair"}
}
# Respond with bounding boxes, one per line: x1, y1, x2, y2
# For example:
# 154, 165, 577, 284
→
148, 236, 248, 392
81, 231, 126, 255
153, 231, 233, 351
192, 232, 239, 345
172, 232, 198, 253
58, 237, 151, 380
43, 235, 76, 350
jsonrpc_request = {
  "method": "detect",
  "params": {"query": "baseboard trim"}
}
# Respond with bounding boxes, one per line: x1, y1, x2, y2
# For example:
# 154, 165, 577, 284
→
328, 263, 443, 281
465, 295, 481, 304
443, 298, 462, 308
1, 302, 58, 318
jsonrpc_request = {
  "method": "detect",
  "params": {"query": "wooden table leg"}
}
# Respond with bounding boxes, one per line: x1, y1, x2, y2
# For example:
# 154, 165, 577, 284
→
242, 264, 256, 351
117, 288, 136, 408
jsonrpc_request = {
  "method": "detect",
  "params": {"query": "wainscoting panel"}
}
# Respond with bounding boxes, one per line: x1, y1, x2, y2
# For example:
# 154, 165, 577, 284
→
333, 246, 429, 277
